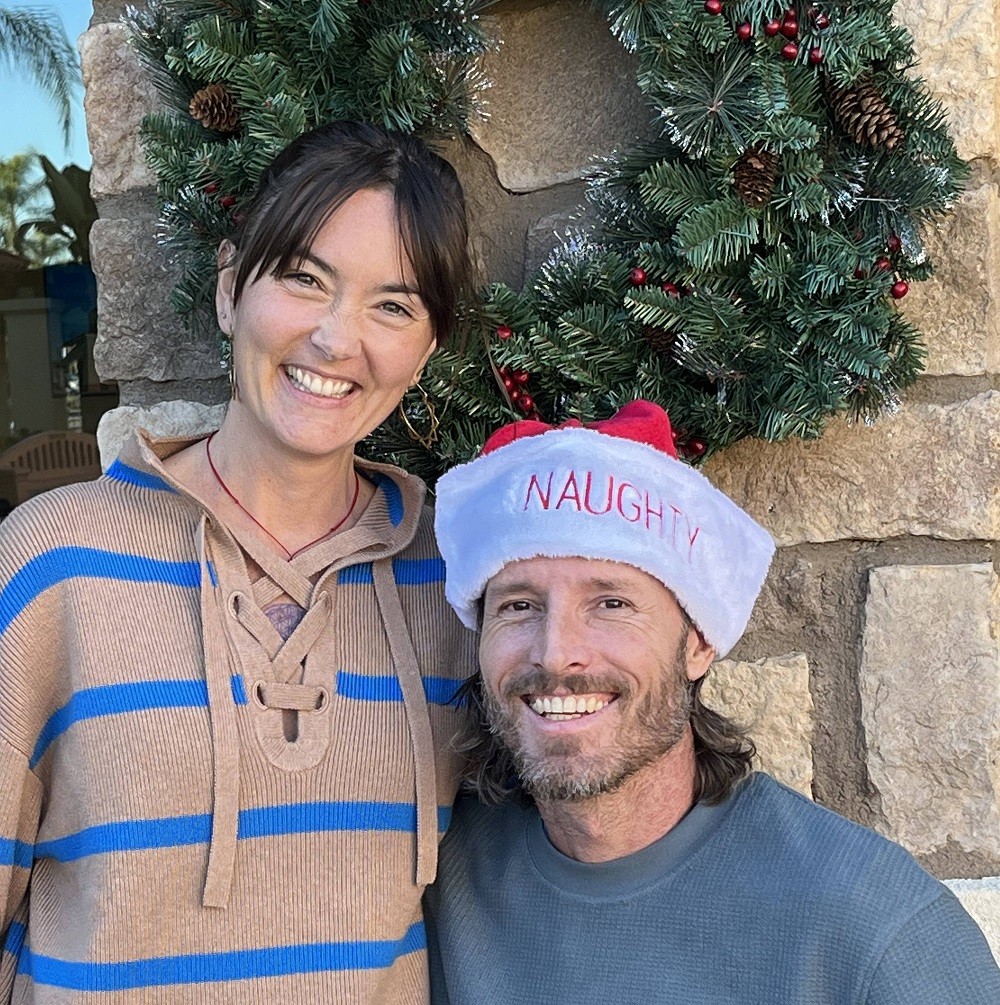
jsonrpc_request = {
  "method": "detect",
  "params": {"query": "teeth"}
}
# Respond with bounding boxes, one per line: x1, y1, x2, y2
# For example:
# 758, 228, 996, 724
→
285, 366, 353, 399
528, 695, 610, 717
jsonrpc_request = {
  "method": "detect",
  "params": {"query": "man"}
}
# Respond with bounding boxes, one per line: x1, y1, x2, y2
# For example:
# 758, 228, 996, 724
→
426, 400, 1000, 1004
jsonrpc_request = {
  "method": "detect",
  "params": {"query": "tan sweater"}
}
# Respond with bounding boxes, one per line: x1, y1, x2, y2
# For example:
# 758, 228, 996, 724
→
0, 433, 476, 1002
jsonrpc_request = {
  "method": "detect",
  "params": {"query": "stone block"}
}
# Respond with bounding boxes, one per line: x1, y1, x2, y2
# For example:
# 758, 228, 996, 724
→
90, 218, 224, 383
80, 23, 161, 198
97, 401, 227, 467
703, 392, 1000, 546
703, 653, 813, 797
895, 0, 998, 164
860, 564, 1000, 860
905, 182, 1000, 376
945, 877, 1000, 964
470, 0, 649, 192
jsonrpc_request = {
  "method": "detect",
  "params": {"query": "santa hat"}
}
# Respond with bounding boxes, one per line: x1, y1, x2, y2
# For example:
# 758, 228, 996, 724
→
433, 400, 774, 657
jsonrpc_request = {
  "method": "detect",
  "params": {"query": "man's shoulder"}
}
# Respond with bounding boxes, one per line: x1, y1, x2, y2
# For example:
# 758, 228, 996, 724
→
727, 774, 945, 915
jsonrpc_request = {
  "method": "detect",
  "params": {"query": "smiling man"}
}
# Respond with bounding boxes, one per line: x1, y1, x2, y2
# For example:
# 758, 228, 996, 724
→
426, 400, 1000, 1004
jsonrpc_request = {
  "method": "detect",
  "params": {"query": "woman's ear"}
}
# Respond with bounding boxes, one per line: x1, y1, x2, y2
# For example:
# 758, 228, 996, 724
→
216, 241, 237, 336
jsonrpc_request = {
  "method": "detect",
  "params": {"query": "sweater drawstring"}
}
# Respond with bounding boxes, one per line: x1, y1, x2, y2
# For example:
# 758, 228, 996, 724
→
197, 515, 242, 908
372, 557, 438, 886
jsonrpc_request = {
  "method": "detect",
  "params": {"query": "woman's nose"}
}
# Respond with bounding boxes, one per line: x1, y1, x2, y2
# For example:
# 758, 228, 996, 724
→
309, 307, 361, 359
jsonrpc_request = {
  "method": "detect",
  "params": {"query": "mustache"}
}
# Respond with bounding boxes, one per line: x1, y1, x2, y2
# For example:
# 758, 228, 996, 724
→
499, 670, 633, 701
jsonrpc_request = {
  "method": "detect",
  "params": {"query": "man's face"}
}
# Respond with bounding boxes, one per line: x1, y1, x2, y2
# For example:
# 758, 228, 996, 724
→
479, 556, 715, 802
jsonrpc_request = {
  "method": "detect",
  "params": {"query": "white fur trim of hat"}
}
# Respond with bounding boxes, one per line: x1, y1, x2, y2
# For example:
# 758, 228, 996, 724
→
433, 400, 775, 657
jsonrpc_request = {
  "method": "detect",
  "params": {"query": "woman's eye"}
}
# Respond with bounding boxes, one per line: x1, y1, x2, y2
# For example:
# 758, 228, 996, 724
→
380, 301, 413, 319
285, 271, 318, 288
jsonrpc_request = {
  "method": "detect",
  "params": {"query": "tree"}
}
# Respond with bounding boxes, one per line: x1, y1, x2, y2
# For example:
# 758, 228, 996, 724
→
0, 5, 79, 147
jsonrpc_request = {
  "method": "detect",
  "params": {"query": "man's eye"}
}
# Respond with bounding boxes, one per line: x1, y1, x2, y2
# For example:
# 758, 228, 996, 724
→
600, 598, 628, 610
501, 600, 532, 613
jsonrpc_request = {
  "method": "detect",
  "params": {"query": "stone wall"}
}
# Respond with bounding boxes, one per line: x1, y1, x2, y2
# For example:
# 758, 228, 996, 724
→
82, 0, 1000, 951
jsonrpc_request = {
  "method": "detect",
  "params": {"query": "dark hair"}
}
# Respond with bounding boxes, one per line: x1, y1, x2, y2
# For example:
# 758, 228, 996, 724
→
226, 121, 473, 344
454, 668, 756, 807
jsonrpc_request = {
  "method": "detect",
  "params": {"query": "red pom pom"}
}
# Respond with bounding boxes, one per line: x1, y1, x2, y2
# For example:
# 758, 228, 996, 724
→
875, 256, 892, 272
220, 195, 236, 209
736, 22, 753, 40
661, 281, 680, 297
496, 324, 513, 340
781, 41, 798, 59
629, 267, 648, 286
887, 234, 902, 253
808, 46, 823, 64
781, 20, 798, 37
764, 18, 781, 35
203, 182, 218, 195
518, 394, 535, 413
704, 0, 723, 14
815, 12, 829, 28
890, 281, 909, 300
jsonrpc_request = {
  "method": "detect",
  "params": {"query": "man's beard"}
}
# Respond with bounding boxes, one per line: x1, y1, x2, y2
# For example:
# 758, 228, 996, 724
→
481, 639, 692, 802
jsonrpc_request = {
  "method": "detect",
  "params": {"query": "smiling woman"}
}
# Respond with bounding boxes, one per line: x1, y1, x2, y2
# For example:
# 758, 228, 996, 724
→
0, 122, 478, 1003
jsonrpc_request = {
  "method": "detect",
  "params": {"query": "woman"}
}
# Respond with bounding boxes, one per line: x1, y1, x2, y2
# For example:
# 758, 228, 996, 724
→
0, 122, 477, 1002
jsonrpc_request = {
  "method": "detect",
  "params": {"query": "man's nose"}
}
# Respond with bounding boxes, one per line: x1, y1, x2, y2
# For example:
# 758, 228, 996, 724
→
531, 607, 591, 674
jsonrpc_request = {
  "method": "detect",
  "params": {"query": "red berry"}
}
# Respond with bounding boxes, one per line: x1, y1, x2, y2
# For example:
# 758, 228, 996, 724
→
220, 195, 236, 209
887, 234, 902, 253
784, 7, 797, 20
686, 439, 707, 458
815, 12, 829, 28
231, 210, 246, 225
508, 387, 522, 403
875, 256, 892, 272
781, 20, 798, 37
781, 41, 798, 59
890, 280, 909, 299
518, 394, 535, 413
854, 265, 866, 279
661, 281, 680, 297
514, 370, 531, 386
496, 324, 513, 340
737, 22, 753, 40
808, 46, 823, 64
502, 376, 514, 391
764, 18, 781, 35
704, 0, 723, 14
630, 267, 648, 286
203, 182, 218, 195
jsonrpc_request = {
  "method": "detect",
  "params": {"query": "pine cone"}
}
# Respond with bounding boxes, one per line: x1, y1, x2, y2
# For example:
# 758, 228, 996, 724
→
733, 147, 780, 208
827, 77, 904, 151
189, 83, 240, 134
643, 325, 675, 357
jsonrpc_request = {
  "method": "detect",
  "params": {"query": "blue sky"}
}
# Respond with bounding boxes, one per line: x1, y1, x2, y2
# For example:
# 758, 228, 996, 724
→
1, 0, 92, 169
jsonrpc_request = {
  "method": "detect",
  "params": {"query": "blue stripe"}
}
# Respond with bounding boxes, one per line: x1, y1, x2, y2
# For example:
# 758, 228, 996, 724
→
32, 680, 209, 769
19, 921, 425, 990
336, 670, 461, 707
0, 838, 33, 869
105, 459, 175, 493
230, 674, 248, 706
3, 920, 25, 959
336, 557, 445, 586
1, 547, 201, 635
35, 802, 453, 863
369, 472, 404, 527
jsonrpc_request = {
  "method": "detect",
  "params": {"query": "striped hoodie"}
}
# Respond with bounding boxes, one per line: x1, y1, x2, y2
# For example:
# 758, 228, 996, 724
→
0, 432, 477, 1002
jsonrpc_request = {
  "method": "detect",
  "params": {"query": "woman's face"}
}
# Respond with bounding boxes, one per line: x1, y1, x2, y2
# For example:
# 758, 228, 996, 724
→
216, 187, 436, 462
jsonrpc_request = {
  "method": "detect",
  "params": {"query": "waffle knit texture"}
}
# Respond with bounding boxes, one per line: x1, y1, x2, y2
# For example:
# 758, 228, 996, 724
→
425, 773, 1000, 1004
0, 432, 477, 1003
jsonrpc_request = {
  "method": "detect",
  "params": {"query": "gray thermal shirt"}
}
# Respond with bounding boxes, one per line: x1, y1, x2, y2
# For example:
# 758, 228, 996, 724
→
425, 773, 1000, 1004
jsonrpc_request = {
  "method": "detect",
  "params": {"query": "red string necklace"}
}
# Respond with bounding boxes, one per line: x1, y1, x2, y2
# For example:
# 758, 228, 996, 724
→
205, 432, 361, 560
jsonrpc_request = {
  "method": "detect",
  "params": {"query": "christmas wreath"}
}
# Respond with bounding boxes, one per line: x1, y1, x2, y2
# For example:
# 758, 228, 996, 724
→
128, 0, 967, 483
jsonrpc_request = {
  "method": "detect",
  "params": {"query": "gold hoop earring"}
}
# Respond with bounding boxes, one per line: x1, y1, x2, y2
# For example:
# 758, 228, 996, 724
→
397, 384, 438, 450
223, 332, 239, 402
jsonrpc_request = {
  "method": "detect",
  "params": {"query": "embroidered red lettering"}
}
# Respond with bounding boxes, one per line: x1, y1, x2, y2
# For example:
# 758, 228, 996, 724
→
583, 471, 613, 515
523, 472, 554, 511
616, 482, 642, 523
687, 524, 701, 561
644, 492, 664, 534
556, 471, 582, 511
